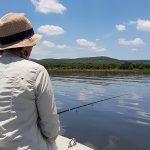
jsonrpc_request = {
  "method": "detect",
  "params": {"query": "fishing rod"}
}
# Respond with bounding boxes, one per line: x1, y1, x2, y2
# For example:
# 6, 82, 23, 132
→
58, 94, 127, 114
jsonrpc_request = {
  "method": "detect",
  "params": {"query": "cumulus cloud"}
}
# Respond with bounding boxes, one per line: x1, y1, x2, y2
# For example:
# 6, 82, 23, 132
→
43, 41, 55, 48
31, 0, 66, 14
76, 39, 96, 47
116, 24, 126, 32
37, 25, 65, 36
131, 38, 144, 45
118, 38, 145, 46
43, 40, 68, 49
136, 19, 150, 32
76, 38, 106, 52
129, 19, 150, 32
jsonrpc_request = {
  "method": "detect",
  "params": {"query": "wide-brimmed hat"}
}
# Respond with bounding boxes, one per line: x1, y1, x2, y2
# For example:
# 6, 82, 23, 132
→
0, 13, 42, 51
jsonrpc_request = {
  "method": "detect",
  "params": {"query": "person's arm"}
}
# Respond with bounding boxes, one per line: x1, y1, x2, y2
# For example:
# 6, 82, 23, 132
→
35, 66, 60, 143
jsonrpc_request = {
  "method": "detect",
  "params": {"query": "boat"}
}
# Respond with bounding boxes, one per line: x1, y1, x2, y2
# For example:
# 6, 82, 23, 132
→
51, 135, 94, 150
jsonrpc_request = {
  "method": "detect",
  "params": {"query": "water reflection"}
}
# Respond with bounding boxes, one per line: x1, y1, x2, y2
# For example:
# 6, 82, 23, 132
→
130, 92, 143, 101
78, 85, 106, 101
50, 72, 150, 150
136, 111, 150, 121
116, 90, 150, 127
127, 119, 149, 126
103, 136, 119, 150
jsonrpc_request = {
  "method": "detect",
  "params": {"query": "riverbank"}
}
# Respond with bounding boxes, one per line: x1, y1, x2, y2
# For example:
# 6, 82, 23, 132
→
47, 69, 150, 76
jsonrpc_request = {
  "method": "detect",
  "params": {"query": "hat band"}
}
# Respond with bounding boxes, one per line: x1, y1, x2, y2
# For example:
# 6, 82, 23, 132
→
0, 28, 34, 45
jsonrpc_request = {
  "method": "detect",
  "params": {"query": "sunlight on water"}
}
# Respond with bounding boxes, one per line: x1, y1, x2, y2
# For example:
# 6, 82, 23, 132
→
50, 73, 150, 150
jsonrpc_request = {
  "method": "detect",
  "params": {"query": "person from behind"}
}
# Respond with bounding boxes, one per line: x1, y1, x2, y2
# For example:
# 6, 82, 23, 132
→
0, 13, 60, 150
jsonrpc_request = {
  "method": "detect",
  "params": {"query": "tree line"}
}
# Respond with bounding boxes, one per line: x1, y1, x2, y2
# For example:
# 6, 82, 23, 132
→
37, 61, 150, 70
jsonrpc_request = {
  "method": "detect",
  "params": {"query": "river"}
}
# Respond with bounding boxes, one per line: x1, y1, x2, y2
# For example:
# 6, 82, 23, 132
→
50, 72, 150, 150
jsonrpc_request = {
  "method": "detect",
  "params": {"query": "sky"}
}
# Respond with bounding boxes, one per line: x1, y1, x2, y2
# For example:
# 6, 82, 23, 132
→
1, 0, 150, 60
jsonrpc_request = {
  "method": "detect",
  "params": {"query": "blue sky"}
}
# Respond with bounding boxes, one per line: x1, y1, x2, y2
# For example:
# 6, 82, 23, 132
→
1, 0, 150, 60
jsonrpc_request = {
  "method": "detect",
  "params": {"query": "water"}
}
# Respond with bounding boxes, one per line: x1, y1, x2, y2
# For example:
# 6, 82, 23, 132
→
50, 72, 150, 150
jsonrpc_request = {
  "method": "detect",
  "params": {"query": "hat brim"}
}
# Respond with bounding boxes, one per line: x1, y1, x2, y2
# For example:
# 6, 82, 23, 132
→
0, 34, 42, 51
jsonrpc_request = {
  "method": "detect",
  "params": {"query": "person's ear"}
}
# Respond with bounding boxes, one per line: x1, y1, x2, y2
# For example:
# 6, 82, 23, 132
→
22, 47, 28, 57
24, 49, 28, 57
0, 50, 4, 55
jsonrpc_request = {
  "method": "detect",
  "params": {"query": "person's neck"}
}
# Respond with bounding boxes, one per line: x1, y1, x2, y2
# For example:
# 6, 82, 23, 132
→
4, 50, 29, 59
4, 50, 20, 57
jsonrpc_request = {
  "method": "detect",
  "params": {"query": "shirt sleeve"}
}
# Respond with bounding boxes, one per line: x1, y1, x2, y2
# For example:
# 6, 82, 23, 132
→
34, 66, 60, 143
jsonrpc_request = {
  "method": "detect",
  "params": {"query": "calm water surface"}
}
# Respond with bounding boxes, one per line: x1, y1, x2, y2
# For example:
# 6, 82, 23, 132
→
50, 72, 150, 150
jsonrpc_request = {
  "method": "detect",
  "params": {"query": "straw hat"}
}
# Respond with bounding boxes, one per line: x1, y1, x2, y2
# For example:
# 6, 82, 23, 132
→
0, 13, 42, 51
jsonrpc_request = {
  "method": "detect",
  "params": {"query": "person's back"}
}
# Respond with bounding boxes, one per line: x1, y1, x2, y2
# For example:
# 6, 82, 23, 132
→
0, 13, 60, 150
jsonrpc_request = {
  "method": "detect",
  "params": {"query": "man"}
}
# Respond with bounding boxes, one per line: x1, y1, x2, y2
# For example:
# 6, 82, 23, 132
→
0, 13, 60, 150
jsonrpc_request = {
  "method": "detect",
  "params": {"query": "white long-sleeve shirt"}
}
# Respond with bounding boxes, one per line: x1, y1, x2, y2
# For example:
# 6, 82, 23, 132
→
0, 52, 60, 150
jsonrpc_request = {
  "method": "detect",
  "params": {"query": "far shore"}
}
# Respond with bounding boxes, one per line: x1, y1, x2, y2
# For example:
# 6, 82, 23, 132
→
47, 69, 150, 73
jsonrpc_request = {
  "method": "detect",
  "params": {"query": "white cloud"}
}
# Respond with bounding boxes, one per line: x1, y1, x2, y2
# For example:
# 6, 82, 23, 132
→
37, 25, 65, 36
43, 40, 55, 48
31, 0, 66, 14
31, 45, 51, 59
130, 19, 150, 32
91, 46, 106, 52
116, 24, 126, 32
43, 40, 68, 49
129, 21, 136, 25
76, 38, 106, 52
131, 48, 138, 52
118, 38, 145, 46
56, 44, 68, 49
118, 38, 130, 45
136, 19, 150, 32
76, 39, 96, 47
131, 38, 144, 45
